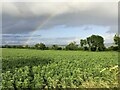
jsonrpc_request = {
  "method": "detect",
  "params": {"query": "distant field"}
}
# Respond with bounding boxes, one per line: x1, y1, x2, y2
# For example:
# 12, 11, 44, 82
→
2, 48, 118, 88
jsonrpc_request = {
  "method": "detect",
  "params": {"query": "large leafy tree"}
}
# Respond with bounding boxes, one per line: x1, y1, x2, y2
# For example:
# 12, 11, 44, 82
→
86, 35, 105, 51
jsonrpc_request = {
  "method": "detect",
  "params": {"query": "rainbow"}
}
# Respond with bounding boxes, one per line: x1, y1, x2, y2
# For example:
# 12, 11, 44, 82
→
25, 12, 59, 45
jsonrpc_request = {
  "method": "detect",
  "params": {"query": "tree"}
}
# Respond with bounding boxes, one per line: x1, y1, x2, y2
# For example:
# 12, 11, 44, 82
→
35, 43, 46, 50
23, 45, 29, 49
80, 39, 87, 47
80, 39, 88, 51
86, 35, 105, 51
66, 41, 78, 50
51, 45, 62, 50
113, 34, 120, 51
114, 34, 120, 46
107, 46, 118, 51
52, 45, 58, 50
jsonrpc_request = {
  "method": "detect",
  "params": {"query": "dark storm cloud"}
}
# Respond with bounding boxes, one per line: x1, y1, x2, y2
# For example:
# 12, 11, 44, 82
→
2, 13, 49, 34
2, 2, 117, 34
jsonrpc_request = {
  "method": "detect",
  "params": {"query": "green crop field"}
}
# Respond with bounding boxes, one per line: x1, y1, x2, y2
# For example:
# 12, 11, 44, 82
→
2, 48, 119, 89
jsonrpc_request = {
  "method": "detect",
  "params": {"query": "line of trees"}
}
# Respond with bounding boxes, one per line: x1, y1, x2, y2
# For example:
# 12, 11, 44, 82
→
1, 34, 120, 51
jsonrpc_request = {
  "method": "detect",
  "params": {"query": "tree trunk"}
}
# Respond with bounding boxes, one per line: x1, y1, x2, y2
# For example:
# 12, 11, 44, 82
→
96, 47, 99, 51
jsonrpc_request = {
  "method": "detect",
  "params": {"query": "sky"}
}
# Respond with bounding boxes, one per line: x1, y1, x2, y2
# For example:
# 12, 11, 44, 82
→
0, 0, 118, 45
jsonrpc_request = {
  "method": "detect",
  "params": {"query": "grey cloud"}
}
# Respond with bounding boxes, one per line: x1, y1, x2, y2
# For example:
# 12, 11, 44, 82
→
2, 13, 49, 34
2, 2, 117, 34
2, 34, 80, 45
2, 34, 41, 37
83, 26, 93, 30
2, 33, 41, 45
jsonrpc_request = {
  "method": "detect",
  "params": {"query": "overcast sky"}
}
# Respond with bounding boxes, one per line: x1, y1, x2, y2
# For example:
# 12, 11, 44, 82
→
1, 1, 118, 45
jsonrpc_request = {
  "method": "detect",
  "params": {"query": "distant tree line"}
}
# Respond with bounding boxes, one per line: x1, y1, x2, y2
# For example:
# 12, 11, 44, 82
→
1, 34, 120, 51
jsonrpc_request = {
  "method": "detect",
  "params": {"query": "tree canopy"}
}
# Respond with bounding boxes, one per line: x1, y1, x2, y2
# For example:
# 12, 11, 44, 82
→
87, 35, 105, 51
80, 35, 105, 51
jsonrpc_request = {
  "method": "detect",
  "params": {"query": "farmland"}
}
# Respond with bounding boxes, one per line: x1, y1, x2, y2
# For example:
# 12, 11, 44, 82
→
2, 48, 119, 89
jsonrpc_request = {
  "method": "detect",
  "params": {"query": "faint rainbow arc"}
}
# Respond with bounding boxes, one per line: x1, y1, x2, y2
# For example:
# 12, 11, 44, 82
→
24, 13, 58, 45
